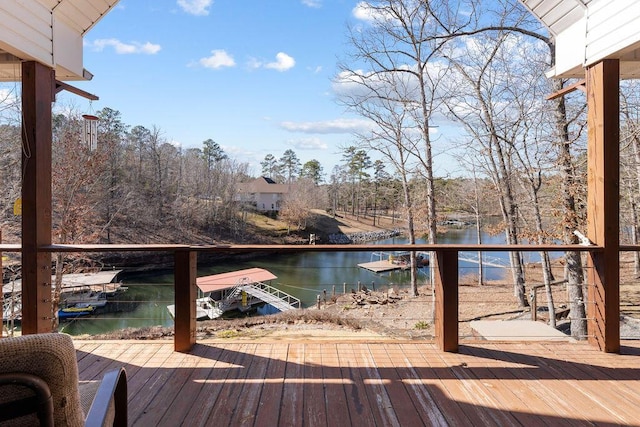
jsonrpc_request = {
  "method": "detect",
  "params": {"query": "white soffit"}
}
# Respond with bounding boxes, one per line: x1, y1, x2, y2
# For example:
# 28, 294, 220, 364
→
46, 0, 120, 35
520, 0, 640, 78
519, 0, 590, 36
0, 0, 119, 81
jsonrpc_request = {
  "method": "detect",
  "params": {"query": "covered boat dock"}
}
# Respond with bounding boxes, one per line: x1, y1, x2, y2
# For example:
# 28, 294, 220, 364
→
168, 268, 300, 320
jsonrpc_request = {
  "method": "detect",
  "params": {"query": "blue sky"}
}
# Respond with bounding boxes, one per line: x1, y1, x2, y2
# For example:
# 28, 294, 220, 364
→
58, 0, 367, 177
54, 0, 461, 178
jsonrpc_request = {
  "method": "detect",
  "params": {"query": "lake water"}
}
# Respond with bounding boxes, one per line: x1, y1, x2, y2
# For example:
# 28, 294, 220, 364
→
58, 227, 546, 335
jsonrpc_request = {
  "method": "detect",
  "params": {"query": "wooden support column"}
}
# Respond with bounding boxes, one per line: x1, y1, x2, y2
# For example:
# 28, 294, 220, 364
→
174, 250, 197, 352
434, 249, 458, 352
21, 61, 54, 334
586, 59, 620, 353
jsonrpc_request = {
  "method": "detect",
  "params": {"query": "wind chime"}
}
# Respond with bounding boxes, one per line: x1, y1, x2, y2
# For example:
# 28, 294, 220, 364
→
82, 113, 99, 151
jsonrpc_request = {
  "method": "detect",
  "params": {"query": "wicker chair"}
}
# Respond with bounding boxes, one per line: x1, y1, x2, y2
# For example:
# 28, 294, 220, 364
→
0, 333, 127, 426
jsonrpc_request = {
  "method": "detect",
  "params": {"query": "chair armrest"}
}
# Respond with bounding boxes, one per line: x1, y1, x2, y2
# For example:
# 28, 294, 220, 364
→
84, 368, 128, 427
0, 372, 55, 426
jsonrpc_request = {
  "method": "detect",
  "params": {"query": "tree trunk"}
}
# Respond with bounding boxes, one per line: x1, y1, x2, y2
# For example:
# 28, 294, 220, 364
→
540, 251, 556, 328
472, 170, 484, 286
499, 178, 527, 307
630, 118, 640, 277
550, 79, 586, 339
400, 170, 419, 297
530, 183, 556, 326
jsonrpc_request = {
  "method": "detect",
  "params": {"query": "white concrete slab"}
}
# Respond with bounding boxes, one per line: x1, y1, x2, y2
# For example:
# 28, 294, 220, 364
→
471, 320, 574, 342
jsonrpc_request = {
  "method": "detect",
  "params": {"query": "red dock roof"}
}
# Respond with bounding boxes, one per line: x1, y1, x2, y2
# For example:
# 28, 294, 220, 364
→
196, 267, 277, 293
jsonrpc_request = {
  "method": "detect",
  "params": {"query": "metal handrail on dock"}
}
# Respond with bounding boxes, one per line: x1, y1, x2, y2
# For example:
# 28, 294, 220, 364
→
221, 280, 300, 312
247, 282, 301, 310
458, 251, 509, 268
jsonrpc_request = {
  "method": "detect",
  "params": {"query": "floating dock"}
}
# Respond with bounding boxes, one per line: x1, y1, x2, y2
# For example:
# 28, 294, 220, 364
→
357, 260, 405, 273
358, 251, 427, 273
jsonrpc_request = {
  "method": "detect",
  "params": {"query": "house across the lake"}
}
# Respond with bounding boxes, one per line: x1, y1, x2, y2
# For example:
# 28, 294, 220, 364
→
236, 177, 292, 212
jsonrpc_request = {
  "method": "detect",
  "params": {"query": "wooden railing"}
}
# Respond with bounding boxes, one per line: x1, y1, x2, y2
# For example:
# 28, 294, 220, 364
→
0, 242, 619, 352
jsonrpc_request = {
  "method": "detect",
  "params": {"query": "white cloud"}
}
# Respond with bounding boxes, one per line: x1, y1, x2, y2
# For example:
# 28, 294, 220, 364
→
302, 0, 322, 8
88, 39, 161, 54
265, 52, 296, 72
177, 0, 213, 16
288, 137, 328, 150
352, 1, 395, 23
199, 50, 236, 69
352, 1, 376, 22
249, 52, 296, 72
280, 118, 371, 134
247, 57, 263, 70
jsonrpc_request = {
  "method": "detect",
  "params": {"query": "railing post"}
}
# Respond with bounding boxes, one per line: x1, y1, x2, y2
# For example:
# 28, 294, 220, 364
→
21, 61, 54, 334
586, 59, 620, 353
174, 250, 197, 352
434, 249, 458, 352
531, 288, 537, 321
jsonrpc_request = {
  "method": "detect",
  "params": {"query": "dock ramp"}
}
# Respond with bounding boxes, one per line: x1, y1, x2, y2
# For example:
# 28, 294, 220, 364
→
223, 279, 301, 313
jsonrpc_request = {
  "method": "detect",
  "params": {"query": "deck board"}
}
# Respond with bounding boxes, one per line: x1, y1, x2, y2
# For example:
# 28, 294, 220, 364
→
160, 344, 223, 427
368, 343, 428, 426
253, 344, 288, 426
320, 344, 351, 427
210, 342, 256, 425
129, 348, 189, 425
183, 343, 247, 427
469, 344, 572, 426
73, 339, 640, 426
302, 343, 328, 426
338, 343, 379, 426
489, 342, 594, 426
280, 343, 306, 426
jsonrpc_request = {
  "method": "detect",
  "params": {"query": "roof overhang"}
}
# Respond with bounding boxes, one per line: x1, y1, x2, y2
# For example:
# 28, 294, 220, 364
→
0, 0, 120, 81
520, 0, 640, 78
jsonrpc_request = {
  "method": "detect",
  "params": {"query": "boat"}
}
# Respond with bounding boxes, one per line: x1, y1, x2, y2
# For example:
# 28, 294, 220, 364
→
58, 305, 95, 320
61, 289, 108, 307
2, 270, 123, 322
167, 297, 222, 321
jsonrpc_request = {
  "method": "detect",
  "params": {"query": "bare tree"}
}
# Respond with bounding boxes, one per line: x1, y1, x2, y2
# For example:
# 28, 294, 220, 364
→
328, 165, 348, 217
338, 0, 469, 246
51, 112, 111, 328
442, 0, 588, 337
96, 107, 129, 242
443, 29, 530, 307
336, 0, 475, 297
353, 94, 421, 295
620, 83, 640, 277
279, 178, 325, 233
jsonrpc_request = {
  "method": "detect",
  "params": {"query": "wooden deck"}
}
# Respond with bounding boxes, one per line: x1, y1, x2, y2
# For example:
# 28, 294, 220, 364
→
74, 339, 640, 426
